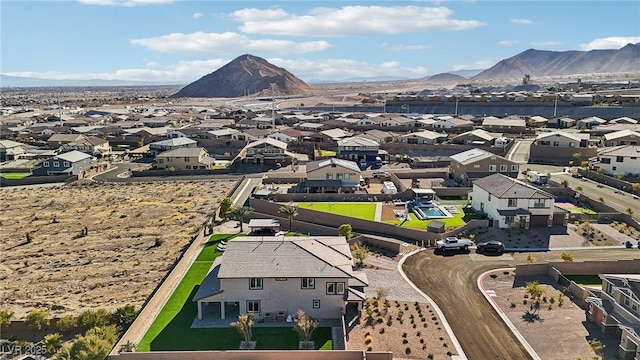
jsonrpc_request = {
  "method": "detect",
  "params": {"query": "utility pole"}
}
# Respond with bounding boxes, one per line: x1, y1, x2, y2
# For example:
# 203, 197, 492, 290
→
270, 83, 277, 130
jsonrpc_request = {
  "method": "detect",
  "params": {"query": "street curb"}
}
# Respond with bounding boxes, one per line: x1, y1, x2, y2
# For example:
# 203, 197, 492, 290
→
477, 268, 541, 360
397, 248, 468, 360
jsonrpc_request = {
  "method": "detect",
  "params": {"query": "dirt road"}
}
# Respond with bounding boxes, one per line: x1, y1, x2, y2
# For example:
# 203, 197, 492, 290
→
402, 249, 640, 360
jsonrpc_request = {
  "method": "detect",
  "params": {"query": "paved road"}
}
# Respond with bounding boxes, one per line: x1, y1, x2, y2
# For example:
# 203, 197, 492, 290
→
402, 248, 640, 360
506, 139, 534, 164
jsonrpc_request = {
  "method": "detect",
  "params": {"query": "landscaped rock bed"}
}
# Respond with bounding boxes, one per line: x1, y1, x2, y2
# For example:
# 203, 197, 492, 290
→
0, 180, 235, 319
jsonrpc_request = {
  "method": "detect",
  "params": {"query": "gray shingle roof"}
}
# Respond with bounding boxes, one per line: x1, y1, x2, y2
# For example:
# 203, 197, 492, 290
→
216, 236, 357, 279
450, 148, 496, 165
56, 150, 92, 162
473, 173, 554, 199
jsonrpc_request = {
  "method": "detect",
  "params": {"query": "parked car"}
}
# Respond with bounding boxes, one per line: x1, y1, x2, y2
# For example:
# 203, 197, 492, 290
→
572, 173, 583, 179
436, 237, 473, 252
372, 171, 390, 178
476, 240, 505, 254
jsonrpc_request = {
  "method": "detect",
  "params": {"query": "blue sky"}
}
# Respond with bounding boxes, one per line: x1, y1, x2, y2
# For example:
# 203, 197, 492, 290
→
1, 0, 639, 83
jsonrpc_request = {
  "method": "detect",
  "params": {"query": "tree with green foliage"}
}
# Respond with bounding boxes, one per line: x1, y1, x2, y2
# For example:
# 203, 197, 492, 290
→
589, 338, 605, 359
25, 309, 50, 331
338, 223, 353, 240
230, 206, 252, 232
351, 244, 368, 267
231, 314, 254, 348
43, 333, 63, 355
598, 197, 605, 203
56, 315, 77, 332
526, 253, 536, 263
76, 309, 113, 331
293, 309, 318, 348
614, 173, 624, 180
627, 208, 634, 219
597, 167, 605, 174
525, 281, 545, 314
561, 179, 569, 188
119, 340, 137, 353
575, 186, 583, 194
113, 305, 138, 331
61, 325, 119, 360
0, 309, 14, 340
219, 197, 234, 220
278, 203, 299, 232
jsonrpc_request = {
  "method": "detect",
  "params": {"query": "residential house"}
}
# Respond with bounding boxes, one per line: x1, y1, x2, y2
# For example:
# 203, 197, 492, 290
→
357, 116, 384, 127
610, 117, 639, 125
592, 123, 640, 136
471, 173, 561, 228
61, 136, 111, 156
548, 117, 577, 129
237, 138, 297, 165
337, 136, 380, 164
451, 129, 502, 146
268, 128, 310, 143
482, 117, 526, 133
603, 130, 640, 147
430, 117, 474, 131
148, 138, 198, 156
206, 128, 241, 140
398, 130, 447, 145
320, 128, 352, 143
167, 128, 206, 139
577, 116, 607, 129
33, 150, 92, 176
586, 274, 640, 360
303, 158, 363, 193
596, 145, 640, 176
155, 147, 215, 170
450, 149, 519, 186
0, 140, 27, 162
361, 129, 397, 145
527, 116, 549, 128
141, 117, 175, 128
535, 132, 589, 148
193, 235, 368, 321
47, 134, 86, 149
296, 122, 327, 132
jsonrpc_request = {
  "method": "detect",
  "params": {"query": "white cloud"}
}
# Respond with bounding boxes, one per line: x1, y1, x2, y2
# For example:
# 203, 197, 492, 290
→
579, 36, 640, 50
192, 12, 203, 19
380, 43, 432, 51
509, 18, 534, 25
530, 41, 562, 47
78, 0, 173, 7
231, 5, 485, 36
451, 57, 501, 71
6, 57, 430, 83
498, 40, 520, 47
130, 32, 331, 54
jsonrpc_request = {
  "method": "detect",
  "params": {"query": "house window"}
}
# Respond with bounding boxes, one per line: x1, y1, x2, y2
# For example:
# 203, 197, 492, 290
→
488, 194, 492, 201
43, 161, 50, 167
489, 165, 496, 172
473, 164, 480, 168
505, 216, 515, 224
616, 156, 624, 163
600, 158, 611, 164
326, 173, 333, 180
500, 165, 507, 172
53, 161, 60, 167
344, 173, 350, 180
184, 157, 190, 162
508, 198, 517, 207
301, 278, 315, 289
276, 277, 287, 281
326, 282, 346, 295
511, 165, 518, 172
553, 141, 559, 146
63, 161, 70, 167
249, 278, 263, 290
533, 199, 546, 208
186, 165, 191, 169
158, 159, 164, 164
313, 299, 321, 309
247, 300, 260, 313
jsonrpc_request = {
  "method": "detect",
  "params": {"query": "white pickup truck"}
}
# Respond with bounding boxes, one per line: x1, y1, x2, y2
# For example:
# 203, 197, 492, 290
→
436, 237, 473, 251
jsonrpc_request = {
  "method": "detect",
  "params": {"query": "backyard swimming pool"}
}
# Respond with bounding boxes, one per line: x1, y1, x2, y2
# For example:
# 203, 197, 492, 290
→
411, 201, 454, 219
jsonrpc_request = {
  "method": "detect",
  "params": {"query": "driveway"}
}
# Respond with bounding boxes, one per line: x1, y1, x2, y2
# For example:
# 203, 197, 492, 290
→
401, 248, 640, 360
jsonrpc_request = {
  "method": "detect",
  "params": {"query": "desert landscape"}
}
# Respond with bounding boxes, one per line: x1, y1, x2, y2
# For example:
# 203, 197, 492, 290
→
0, 179, 236, 319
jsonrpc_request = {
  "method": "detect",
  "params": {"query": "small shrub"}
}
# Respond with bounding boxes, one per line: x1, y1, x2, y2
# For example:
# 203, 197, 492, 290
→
405, 347, 411, 355
510, 302, 516, 308
490, 274, 498, 279
402, 339, 408, 344
416, 331, 421, 337
447, 351, 453, 356
428, 354, 434, 359
379, 327, 385, 334
402, 332, 407, 338
365, 330, 371, 337
154, 238, 164, 247
367, 345, 373, 351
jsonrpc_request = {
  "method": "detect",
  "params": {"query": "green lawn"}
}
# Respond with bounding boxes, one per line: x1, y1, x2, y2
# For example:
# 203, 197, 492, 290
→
566, 275, 602, 286
566, 207, 597, 215
386, 206, 476, 229
0, 172, 31, 179
298, 202, 377, 220
138, 233, 332, 352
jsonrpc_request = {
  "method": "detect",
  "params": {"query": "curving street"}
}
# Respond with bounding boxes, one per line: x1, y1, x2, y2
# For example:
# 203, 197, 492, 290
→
402, 249, 640, 360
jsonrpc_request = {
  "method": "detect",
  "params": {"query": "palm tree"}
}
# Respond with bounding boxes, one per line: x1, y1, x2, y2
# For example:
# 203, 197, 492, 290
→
230, 206, 252, 233
278, 203, 299, 233
42, 333, 63, 355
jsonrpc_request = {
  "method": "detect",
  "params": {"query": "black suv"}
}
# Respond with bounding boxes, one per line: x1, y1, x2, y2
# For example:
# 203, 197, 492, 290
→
476, 240, 505, 254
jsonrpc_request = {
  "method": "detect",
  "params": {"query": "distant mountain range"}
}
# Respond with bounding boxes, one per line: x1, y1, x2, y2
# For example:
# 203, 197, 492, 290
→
170, 54, 312, 98
0, 74, 181, 88
472, 43, 640, 80
3, 44, 639, 88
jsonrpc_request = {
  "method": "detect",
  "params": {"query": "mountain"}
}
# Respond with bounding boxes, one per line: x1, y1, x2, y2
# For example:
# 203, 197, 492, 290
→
425, 72, 468, 83
449, 69, 483, 78
0, 74, 176, 87
473, 43, 640, 81
170, 54, 312, 98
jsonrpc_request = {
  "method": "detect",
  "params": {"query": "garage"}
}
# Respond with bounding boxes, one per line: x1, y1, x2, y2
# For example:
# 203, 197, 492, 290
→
530, 214, 551, 227
553, 210, 568, 225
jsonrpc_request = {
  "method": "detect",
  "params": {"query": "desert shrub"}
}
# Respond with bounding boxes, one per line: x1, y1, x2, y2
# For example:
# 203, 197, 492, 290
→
405, 347, 411, 355
402, 339, 408, 344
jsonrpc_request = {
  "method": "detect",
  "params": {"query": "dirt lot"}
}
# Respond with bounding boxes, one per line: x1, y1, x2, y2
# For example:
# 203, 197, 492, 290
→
482, 272, 619, 360
402, 248, 640, 360
0, 180, 235, 319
